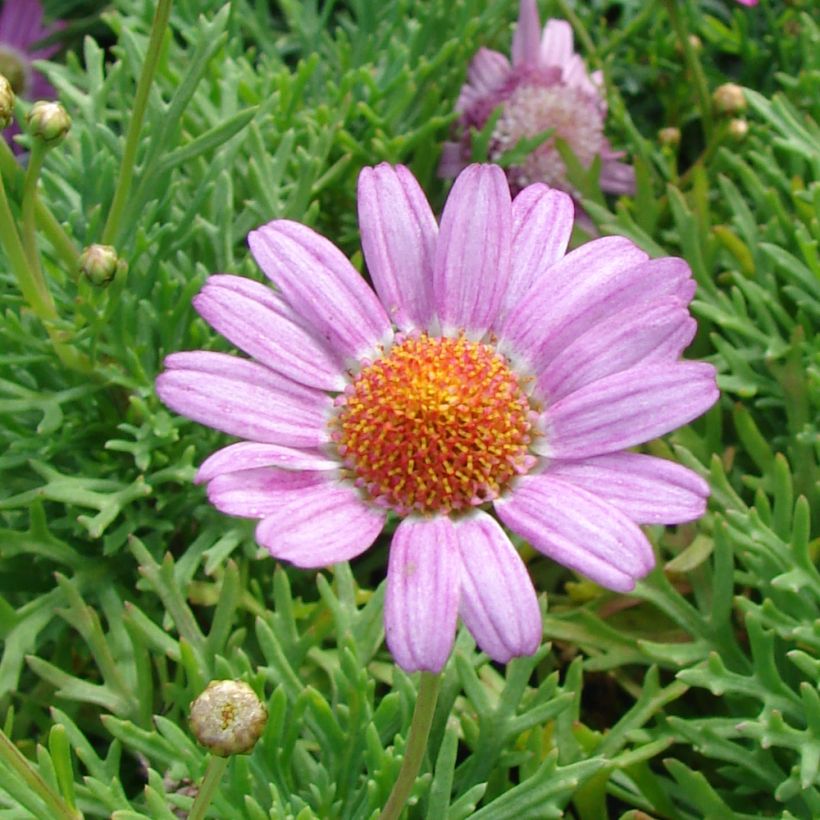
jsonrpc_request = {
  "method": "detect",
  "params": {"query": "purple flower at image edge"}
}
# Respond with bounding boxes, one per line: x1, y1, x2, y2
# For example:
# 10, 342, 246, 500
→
157, 163, 719, 674
0, 0, 64, 148
441, 0, 635, 203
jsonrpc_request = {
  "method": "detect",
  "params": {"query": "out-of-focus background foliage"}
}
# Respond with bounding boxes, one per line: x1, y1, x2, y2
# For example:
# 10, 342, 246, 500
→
0, 0, 817, 816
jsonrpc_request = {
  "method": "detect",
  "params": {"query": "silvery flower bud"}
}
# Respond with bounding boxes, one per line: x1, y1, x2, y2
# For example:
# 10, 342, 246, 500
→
713, 83, 746, 115
79, 244, 127, 286
189, 680, 268, 756
658, 127, 681, 148
26, 100, 71, 146
728, 118, 749, 141
0, 75, 14, 130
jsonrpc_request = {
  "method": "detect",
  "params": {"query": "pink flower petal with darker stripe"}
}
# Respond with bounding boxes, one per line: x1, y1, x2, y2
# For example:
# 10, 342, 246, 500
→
206, 468, 329, 518
434, 164, 512, 334
540, 361, 719, 460
255, 481, 385, 568
156, 351, 331, 449
248, 220, 392, 362
384, 516, 461, 673
196, 442, 337, 484
358, 163, 438, 330
456, 512, 541, 662
194, 275, 345, 390
496, 474, 655, 592
546, 453, 710, 524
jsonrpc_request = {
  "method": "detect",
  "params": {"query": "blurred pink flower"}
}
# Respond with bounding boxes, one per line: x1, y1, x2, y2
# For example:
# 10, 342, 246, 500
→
0, 0, 64, 148
441, 0, 634, 201
735, 1, 758, 6
158, 163, 717, 673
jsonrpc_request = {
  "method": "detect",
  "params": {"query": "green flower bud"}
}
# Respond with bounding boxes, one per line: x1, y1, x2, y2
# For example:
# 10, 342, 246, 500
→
26, 100, 71, 146
0, 74, 14, 130
658, 127, 681, 148
79, 244, 127, 286
0, 48, 27, 95
189, 680, 268, 757
712, 83, 746, 115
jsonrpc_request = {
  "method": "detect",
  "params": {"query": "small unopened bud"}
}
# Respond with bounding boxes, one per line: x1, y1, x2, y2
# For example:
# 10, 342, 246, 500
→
677, 34, 702, 55
658, 127, 681, 148
728, 118, 749, 141
79, 244, 127, 285
713, 83, 746, 115
0, 75, 14, 129
189, 680, 267, 757
26, 100, 71, 146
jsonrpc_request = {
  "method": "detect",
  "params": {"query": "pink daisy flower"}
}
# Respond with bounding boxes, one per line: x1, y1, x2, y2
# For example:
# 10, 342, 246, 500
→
441, 0, 634, 201
0, 0, 64, 149
735, 1, 758, 6
157, 163, 718, 673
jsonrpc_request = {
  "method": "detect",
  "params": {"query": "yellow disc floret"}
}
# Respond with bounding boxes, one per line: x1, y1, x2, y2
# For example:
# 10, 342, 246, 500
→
332, 333, 537, 515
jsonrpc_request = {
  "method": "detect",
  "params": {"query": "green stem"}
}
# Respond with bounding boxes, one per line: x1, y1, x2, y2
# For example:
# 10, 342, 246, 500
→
663, 0, 713, 141
380, 671, 442, 820
0, 164, 90, 372
188, 755, 229, 820
21, 140, 49, 291
0, 165, 54, 319
0, 729, 80, 820
101, 0, 173, 246
0, 138, 79, 272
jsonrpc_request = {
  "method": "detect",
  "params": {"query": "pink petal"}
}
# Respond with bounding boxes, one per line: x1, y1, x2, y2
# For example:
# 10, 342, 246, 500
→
358, 164, 438, 330
540, 361, 719, 459
384, 516, 461, 673
255, 480, 385, 567
248, 220, 392, 362
537, 299, 696, 402
433, 164, 512, 334
499, 236, 648, 358
0, 0, 45, 48
156, 351, 331, 448
455, 512, 541, 662
512, 0, 541, 67
546, 453, 710, 524
495, 474, 655, 592
196, 442, 338, 484
194, 275, 345, 390
495, 184, 574, 325
465, 48, 511, 97
505, 253, 694, 375
206, 468, 329, 518
539, 19, 574, 70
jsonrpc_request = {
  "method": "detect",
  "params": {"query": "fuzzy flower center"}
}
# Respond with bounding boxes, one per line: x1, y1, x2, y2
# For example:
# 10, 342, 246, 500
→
0, 46, 29, 95
492, 81, 603, 192
332, 333, 537, 515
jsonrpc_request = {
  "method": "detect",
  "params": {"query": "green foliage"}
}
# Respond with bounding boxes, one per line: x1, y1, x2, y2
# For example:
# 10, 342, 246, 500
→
0, 0, 818, 817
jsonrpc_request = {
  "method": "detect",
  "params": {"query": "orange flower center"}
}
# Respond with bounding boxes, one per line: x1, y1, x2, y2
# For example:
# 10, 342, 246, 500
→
332, 333, 537, 515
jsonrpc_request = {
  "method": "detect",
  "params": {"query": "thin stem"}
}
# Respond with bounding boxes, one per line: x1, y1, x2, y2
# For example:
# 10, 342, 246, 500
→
0, 138, 79, 272
0, 164, 90, 372
380, 671, 442, 820
0, 165, 54, 319
188, 755, 229, 820
21, 140, 49, 292
101, 0, 172, 245
663, 0, 713, 141
0, 729, 80, 820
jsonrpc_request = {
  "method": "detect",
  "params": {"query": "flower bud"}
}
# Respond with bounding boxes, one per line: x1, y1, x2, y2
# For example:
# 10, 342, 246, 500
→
189, 680, 267, 757
658, 127, 681, 148
79, 244, 127, 286
712, 83, 746, 115
728, 118, 749, 141
0, 75, 14, 130
26, 100, 71, 146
